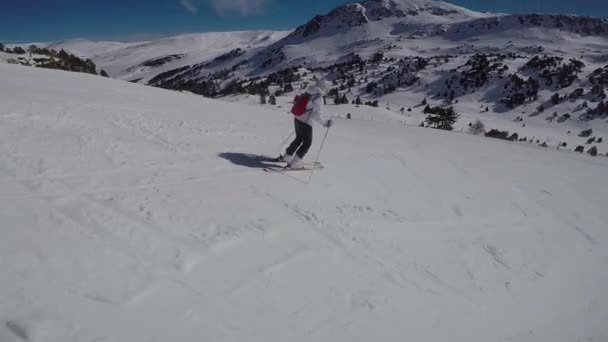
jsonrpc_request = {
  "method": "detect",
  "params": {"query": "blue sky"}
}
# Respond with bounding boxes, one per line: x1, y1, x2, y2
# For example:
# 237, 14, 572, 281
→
1, 0, 607, 43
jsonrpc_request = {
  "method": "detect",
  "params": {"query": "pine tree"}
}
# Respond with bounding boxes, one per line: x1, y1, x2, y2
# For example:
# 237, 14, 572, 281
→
260, 94, 267, 105
425, 106, 459, 131
340, 94, 348, 104
588, 146, 598, 157
268, 95, 276, 105
597, 101, 606, 114
100, 70, 109, 77
551, 93, 561, 105
12, 46, 26, 54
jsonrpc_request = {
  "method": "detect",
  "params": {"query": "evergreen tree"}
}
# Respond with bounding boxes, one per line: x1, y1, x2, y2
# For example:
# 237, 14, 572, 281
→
355, 96, 362, 105
588, 146, 598, 157
425, 106, 459, 131
597, 101, 606, 114
340, 94, 348, 105
0, 43, 5, 52
100, 70, 109, 77
12, 46, 26, 54
260, 94, 267, 105
268, 95, 276, 105
551, 93, 561, 105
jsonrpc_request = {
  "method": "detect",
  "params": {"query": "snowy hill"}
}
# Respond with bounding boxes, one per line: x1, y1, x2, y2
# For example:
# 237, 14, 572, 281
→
4, 1, 608, 156
43, 30, 290, 82
1, 62, 608, 342
134, 0, 608, 155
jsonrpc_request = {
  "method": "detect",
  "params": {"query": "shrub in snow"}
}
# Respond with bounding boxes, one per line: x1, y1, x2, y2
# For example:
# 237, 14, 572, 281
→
598, 137, 603, 143
575, 145, 585, 153
485, 129, 510, 140
347, 113, 352, 119
468, 120, 486, 135
588, 146, 598, 156
579, 129, 593, 137
586, 137, 596, 144
540, 142, 548, 148
569, 88, 585, 100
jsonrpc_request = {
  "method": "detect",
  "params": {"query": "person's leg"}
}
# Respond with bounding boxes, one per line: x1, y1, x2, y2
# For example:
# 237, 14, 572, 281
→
295, 122, 313, 159
285, 119, 303, 157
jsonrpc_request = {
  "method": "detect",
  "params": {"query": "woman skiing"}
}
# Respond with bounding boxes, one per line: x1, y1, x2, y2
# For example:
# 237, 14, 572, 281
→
276, 79, 333, 169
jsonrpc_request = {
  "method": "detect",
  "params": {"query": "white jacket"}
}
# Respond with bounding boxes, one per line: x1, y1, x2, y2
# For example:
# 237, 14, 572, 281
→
295, 85, 329, 127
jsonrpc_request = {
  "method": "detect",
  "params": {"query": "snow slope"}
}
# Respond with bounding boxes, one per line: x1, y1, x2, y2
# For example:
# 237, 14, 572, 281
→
1, 64, 607, 342
44, 31, 290, 82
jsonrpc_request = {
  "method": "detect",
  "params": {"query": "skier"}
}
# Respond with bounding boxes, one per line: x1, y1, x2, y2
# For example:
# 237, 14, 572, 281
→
276, 79, 333, 169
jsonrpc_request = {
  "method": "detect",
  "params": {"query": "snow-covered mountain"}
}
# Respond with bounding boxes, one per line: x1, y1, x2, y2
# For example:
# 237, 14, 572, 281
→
128, 0, 607, 155
2, 61, 608, 342
284, 0, 488, 42
43, 30, 290, 82
4, 0, 608, 155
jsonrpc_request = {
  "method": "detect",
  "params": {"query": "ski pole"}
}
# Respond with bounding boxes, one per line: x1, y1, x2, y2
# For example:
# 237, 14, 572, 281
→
276, 131, 295, 155
307, 126, 330, 184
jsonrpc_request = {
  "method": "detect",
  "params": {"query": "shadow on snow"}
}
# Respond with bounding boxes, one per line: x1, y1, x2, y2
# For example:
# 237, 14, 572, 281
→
218, 152, 277, 170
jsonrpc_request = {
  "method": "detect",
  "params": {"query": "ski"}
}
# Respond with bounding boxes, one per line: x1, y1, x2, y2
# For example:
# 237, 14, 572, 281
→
264, 163, 324, 173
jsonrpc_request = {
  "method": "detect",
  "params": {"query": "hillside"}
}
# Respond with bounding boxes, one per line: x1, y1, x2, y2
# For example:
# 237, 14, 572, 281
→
43, 30, 290, 83
7, 1, 607, 155
105, 0, 605, 155
1, 63, 607, 342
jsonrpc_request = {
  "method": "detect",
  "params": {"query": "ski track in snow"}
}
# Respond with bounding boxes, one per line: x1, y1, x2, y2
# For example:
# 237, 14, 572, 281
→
0, 64, 607, 342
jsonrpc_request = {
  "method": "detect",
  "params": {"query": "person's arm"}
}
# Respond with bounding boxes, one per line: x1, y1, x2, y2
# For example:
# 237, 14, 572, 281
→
310, 95, 332, 126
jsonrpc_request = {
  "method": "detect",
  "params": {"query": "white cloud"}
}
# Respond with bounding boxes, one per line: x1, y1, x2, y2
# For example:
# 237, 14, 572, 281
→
180, 0, 199, 14
210, 0, 271, 16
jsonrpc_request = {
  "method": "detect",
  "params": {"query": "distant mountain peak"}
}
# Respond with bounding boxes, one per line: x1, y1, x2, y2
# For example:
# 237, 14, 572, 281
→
286, 0, 478, 41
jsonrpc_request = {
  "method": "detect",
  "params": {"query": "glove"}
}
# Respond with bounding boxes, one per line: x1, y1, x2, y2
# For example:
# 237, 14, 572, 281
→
325, 119, 334, 128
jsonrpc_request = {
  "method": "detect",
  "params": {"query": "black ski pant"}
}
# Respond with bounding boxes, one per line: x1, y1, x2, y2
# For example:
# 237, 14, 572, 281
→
286, 119, 313, 159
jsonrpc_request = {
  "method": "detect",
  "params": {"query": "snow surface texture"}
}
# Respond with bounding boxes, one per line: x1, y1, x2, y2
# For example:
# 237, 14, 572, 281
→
1, 63, 607, 342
